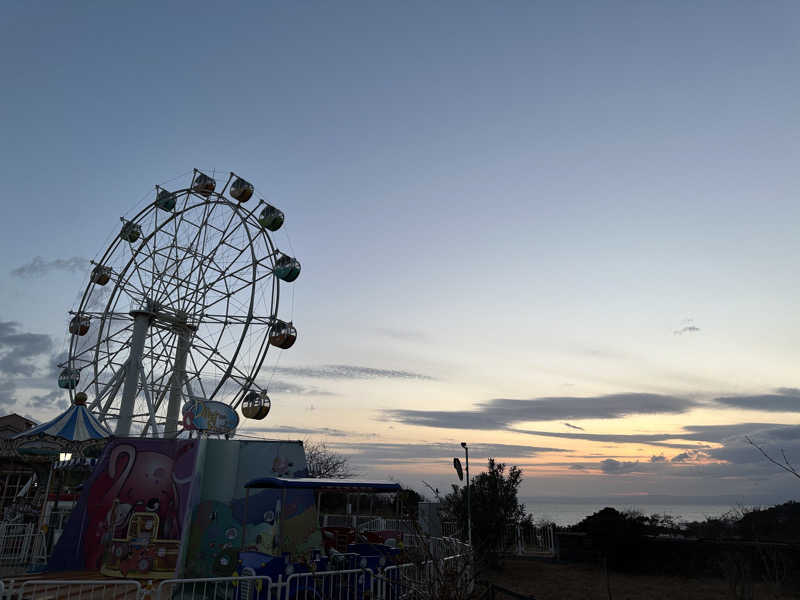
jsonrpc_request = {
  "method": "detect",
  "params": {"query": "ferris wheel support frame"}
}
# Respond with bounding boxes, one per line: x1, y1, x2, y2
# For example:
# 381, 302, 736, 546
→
116, 310, 153, 436
164, 327, 191, 438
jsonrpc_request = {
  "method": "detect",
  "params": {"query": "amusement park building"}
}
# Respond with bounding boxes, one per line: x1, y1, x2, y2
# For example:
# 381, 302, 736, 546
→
0, 414, 37, 513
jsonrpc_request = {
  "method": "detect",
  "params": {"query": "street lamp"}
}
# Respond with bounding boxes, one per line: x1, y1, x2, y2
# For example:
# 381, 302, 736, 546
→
461, 442, 472, 547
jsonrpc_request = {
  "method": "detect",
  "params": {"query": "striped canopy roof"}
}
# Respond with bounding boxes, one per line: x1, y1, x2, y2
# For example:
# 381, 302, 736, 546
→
15, 402, 110, 442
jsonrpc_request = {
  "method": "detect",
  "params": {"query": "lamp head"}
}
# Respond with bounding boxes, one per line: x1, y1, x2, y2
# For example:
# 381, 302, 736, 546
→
460, 442, 467, 449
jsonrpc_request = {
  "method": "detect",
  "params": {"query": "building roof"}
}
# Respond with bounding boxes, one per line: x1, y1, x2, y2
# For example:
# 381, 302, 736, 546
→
244, 476, 402, 493
14, 403, 110, 442
0, 414, 37, 439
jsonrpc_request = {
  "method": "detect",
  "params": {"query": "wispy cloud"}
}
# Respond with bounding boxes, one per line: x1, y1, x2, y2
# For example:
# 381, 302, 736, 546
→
11, 256, 88, 278
331, 442, 563, 464
674, 318, 700, 335
375, 328, 429, 342
384, 393, 698, 430
274, 364, 433, 381
674, 326, 700, 335
261, 380, 335, 396
238, 425, 350, 438
564, 422, 585, 431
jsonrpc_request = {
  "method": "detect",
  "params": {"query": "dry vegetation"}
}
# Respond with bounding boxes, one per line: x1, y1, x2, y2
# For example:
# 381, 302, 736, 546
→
484, 558, 795, 600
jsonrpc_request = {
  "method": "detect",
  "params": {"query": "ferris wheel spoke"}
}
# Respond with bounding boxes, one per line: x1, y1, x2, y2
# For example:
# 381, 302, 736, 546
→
87, 359, 128, 412
191, 336, 256, 390
183, 214, 247, 314
176, 202, 218, 312
186, 351, 208, 399
70, 324, 133, 368
200, 314, 276, 326
199, 269, 275, 316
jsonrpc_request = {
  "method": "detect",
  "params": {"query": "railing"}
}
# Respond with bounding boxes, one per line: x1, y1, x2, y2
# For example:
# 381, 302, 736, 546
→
441, 521, 461, 538
359, 518, 417, 533
2, 578, 142, 599
0, 524, 48, 577
157, 575, 272, 600
320, 514, 418, 533
0, 538, 472, 600
501, 523, 555, 555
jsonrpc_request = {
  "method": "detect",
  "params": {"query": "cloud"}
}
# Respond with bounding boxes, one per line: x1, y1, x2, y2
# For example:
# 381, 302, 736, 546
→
10, 256, 88, 278
569, 464, 587, 470
239, 425, 349, 438
671, 452, 694, 463
674, 326, 701, 335
261, 380, 335, 396
375, 328, 429, 342
512, 422, 795, 450
27, 389, 68, 410
384, 393, 698, 430
564, 422, 585, 431
600, 459, 642, 474
0, 380, 17, 406
0, 320, 53, 376
650, 455, 666, 463
274, 364, 433, 381
715, 388, 800, 412
332, 442, 563, 464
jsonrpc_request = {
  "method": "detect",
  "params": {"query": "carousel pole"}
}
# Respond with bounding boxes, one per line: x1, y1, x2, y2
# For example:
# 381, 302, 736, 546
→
37, 458, 55, 533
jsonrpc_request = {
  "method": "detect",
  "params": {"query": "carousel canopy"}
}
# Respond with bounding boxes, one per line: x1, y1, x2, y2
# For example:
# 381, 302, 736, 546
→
15, 401, 110, 442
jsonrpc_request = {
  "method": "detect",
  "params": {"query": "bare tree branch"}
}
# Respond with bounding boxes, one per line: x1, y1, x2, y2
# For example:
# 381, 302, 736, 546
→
303, 439, 355, 478
746, 436, 800, 480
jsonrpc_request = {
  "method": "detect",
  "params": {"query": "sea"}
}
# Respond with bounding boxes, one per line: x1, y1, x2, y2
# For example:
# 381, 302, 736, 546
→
520, 499, 745, 527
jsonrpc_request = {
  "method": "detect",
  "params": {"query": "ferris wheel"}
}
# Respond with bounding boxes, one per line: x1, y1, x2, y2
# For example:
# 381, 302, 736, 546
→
57, 169, 300, 437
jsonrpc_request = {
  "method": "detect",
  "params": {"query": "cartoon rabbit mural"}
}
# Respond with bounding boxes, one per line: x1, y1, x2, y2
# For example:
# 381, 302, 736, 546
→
82, 440, 197, 570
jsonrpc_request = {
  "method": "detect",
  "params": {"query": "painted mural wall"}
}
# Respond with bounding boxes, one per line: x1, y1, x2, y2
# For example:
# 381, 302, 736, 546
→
48, 438, 200, 578
182, 439, 318, 578
48, 437, 320, 579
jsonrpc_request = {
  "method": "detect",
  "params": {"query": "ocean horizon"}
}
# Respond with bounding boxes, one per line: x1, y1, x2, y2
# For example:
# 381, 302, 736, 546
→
520, 495, 793, 527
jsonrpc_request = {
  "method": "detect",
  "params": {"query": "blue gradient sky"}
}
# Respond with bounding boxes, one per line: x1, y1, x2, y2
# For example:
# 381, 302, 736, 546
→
2, 1, 800, 503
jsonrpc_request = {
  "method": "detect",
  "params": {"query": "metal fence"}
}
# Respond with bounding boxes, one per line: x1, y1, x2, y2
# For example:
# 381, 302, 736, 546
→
500, 523, 555, 555
2, 578, 142, 599
0, 524, 47, 577
0, 540, 471, 600
157, 575, 272, 600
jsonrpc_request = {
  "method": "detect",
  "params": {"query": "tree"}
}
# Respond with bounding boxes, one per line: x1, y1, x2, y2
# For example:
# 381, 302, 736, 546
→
443, 458, 530, 565
303, 439, 355, 478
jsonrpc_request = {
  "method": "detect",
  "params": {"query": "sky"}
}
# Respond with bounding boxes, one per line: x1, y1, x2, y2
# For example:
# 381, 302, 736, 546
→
2, 1, 800, 505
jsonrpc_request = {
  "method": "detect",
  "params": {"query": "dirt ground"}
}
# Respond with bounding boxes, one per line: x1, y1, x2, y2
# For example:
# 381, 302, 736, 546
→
482, 558, 795, 600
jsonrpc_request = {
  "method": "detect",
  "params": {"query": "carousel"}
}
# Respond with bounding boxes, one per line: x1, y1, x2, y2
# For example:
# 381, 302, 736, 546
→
3, 393, 110, 558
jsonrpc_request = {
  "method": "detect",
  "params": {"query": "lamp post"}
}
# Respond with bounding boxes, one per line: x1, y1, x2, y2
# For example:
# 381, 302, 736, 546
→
461, 442, 472, 547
